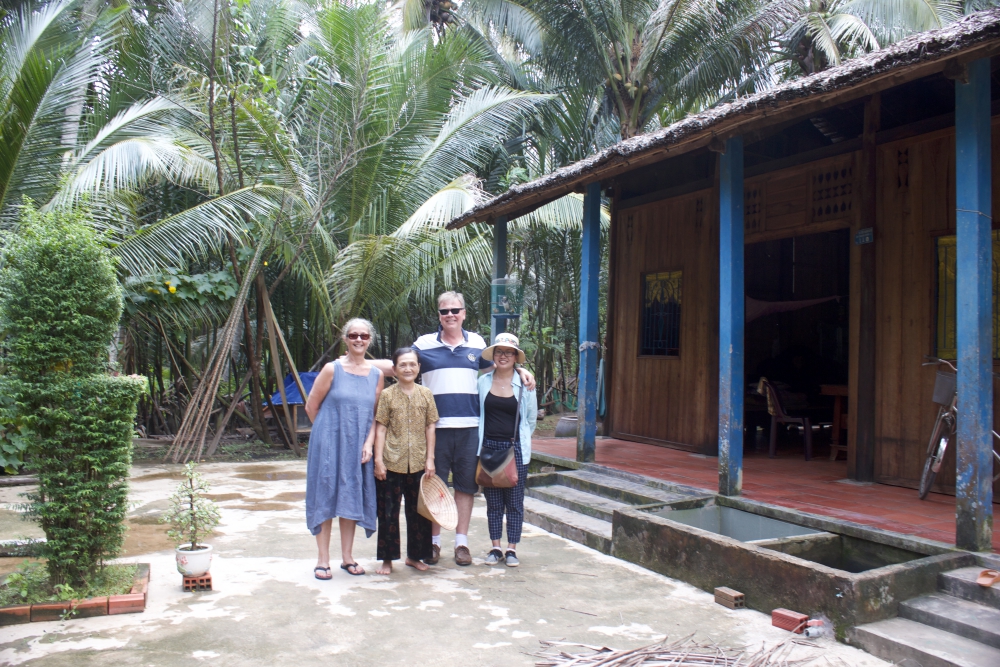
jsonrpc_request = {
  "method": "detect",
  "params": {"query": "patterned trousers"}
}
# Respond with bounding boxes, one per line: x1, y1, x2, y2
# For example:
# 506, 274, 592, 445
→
376, 470, 432, 561
481, 438, 529, 544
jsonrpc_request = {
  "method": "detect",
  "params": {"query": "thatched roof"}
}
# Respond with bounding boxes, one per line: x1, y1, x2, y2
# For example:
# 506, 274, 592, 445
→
447, 9, 1000, 230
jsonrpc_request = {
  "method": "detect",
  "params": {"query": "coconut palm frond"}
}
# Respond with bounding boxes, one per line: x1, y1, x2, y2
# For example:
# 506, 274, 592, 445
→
110, 185, 292, 277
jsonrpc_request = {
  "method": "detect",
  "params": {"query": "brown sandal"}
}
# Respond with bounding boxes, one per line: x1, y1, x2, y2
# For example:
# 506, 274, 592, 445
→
976, 569, 1000, 587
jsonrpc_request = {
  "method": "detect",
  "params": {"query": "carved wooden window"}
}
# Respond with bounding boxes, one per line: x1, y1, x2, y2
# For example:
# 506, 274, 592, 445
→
935, 232, 1000, 359
744, 186, 763, 233
811, 165, 854, 222
641, 271, 682, 357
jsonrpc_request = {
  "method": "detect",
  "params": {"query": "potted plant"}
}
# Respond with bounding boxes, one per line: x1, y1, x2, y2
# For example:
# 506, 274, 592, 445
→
162, 463, 221, 577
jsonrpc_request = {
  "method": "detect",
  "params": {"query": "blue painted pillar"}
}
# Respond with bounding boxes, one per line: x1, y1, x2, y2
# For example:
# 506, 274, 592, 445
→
491, 216, 508, 343
955, 58, 994, 552
719, 137, 745, 496
577, 182, 602, 462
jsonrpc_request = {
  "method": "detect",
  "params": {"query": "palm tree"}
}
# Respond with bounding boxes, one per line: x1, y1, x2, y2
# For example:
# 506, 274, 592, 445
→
290, 2, 551, 336
777, 0, 962, 76
463, 0, 790, 139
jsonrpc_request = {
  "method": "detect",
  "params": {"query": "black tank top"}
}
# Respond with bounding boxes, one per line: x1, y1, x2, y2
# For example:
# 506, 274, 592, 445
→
483, 391, 518, 441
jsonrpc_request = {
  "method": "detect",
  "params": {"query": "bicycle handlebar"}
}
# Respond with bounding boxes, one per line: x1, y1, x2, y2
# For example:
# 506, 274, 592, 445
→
923, 356, 958, 372
923, 356, 1000, 379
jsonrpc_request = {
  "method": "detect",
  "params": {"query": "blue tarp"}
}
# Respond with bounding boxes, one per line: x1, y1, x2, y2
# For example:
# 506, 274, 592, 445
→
268, 372, 318, 406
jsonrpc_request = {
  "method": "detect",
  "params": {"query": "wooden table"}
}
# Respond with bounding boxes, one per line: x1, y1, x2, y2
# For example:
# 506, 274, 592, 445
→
820, 384, 848, 461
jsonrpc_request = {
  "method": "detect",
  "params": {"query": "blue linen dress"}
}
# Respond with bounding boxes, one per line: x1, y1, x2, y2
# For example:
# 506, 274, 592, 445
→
305, 360, 381, 537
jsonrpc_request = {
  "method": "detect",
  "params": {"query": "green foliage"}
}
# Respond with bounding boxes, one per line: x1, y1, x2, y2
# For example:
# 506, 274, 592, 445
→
0, 389, 31, 473
0, 205, 146, 587
126, 268, 239, 306
162, 463, 221, 549
0, 206, 122, 378
0, 561, 49, 606
0, 561, 138, 607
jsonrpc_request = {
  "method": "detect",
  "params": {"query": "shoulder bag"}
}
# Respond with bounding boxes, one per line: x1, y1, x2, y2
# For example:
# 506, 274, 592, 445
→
476, 384, 522, 489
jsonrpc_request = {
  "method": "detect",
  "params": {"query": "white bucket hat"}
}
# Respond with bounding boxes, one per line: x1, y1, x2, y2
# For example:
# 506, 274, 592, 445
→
482, 332, 526, 364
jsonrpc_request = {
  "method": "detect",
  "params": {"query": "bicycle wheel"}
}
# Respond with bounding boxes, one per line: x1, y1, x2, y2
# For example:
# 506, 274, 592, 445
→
919, 411, 952, 500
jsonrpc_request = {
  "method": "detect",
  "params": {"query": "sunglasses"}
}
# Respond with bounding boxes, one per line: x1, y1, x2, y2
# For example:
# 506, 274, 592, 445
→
438, 308, 464, 315
494, 349, 517, 358
346, 332, 371, 341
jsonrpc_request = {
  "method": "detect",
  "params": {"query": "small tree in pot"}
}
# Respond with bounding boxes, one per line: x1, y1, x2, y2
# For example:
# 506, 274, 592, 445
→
162, 463, 221, 577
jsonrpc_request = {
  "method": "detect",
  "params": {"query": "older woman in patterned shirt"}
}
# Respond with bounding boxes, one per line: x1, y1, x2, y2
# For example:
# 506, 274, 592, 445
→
372, 347, 439, 574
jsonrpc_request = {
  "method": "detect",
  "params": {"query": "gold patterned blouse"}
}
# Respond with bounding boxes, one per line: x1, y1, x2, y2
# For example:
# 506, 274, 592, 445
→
375, 383, 439, 474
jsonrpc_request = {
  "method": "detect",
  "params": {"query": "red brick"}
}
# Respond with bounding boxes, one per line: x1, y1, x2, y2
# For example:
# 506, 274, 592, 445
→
182, 573, 212, 592
0, 604, 31, 626
30, 602, 72, 623
108, 593, 145, 615
71, 596, 108, 618
771, 608, 808, 633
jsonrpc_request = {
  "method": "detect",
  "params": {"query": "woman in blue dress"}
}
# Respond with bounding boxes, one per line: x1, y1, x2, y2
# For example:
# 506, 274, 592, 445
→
305, 318, 384, 578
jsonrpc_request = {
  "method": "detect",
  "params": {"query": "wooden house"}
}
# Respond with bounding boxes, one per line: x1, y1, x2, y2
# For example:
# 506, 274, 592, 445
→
448, 11, 1000, 551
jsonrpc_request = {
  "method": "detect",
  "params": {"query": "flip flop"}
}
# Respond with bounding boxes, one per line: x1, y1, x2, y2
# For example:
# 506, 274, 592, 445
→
976, 569, 1000, 587
341, 562, 365, 576
314, 566, 332, 580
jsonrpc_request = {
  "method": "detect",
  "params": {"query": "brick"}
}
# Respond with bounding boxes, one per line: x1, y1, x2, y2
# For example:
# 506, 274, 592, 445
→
0, 604, 31, 626
714, 586, 745, 609
183, 573, 212, 592
108, 593, 145, 615
71, 596, 108, 618
772, 608, 808, 633
30, 602, 72, 623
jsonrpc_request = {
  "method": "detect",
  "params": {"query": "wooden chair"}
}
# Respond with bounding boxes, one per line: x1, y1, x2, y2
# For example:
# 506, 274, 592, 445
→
757, 377, 813, 460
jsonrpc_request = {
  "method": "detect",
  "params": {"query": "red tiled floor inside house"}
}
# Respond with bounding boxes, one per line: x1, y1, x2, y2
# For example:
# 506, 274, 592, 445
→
533, 436, 1000, 553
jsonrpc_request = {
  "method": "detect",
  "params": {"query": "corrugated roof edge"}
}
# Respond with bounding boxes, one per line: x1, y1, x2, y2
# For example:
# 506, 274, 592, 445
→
446, 8, 1000, 230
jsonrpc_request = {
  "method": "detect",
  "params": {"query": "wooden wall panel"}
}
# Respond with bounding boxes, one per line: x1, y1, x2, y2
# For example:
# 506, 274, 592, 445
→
874, 124, 1000, 497
609, 190, 719, 452
607, 126, 1000, 497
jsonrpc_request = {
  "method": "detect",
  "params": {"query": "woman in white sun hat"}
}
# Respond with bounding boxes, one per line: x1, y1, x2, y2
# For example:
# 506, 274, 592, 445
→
477, 332, 537, 567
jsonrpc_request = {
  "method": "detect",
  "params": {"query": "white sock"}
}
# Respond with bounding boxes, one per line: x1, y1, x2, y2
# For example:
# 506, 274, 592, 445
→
432, 535, 441, 547
455, 534, 468, 548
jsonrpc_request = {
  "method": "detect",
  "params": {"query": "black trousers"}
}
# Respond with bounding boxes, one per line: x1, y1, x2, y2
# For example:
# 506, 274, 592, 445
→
376, 470, 432, 561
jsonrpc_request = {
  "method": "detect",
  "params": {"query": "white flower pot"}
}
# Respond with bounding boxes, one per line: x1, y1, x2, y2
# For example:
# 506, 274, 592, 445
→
175, 544, 213, 576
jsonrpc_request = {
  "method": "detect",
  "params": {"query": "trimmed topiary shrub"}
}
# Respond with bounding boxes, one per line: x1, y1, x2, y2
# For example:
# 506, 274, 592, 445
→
0, 205, 145, 587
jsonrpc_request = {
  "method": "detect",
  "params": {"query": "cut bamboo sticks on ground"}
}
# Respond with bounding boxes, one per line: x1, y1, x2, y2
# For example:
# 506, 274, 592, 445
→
533, 635, 821, 667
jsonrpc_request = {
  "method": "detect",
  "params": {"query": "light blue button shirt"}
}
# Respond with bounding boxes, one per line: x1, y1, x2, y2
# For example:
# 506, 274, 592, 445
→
477, 371, 538, 463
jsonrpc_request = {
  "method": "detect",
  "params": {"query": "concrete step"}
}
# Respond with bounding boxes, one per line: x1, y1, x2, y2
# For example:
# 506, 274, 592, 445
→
525, 485, 631, 522
849, 617, 1000, 667
522, 497, 612, 554
940, 567, 1000, 610
556, 470, 696, 507
900, 593, 1000, 648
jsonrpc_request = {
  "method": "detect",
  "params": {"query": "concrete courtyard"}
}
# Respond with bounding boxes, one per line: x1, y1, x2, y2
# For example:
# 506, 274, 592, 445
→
0, 461, 889, 666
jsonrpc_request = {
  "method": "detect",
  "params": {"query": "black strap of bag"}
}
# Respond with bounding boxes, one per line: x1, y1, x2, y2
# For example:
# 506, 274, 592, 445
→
479, 383, 523, 473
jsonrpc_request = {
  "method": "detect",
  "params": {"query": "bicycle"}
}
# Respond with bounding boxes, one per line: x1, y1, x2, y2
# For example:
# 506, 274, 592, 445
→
918, 357, 1000, 499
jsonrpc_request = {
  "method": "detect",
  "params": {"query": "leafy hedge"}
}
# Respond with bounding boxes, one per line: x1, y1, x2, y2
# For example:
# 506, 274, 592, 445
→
0, 206, 145, 586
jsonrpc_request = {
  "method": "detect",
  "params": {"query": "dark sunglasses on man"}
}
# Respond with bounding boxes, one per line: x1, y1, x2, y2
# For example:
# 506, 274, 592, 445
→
438, 308, 463, 315
346, 332, 371, 341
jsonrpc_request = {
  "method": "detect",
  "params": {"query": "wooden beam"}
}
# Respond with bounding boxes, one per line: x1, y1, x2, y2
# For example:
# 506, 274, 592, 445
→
263, 306, 302, 457
851, 94, 880, 482
718, 137, 745, 497
491, 216, 508, 343
577, 182, 602, 463
263, 292, 309, 405
603, 186, 620, 436
954, 57, 994, 552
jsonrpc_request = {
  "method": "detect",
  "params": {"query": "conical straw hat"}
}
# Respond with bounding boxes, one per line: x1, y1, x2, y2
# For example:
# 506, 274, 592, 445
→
418, 473, 457, 530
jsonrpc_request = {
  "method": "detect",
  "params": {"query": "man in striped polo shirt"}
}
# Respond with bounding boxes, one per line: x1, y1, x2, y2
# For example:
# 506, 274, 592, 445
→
374, 291, 534, 566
